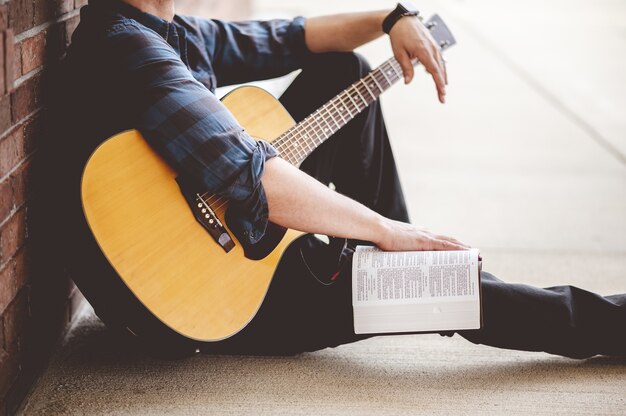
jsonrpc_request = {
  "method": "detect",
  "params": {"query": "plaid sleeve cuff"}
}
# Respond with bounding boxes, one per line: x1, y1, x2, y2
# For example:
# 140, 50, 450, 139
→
227, 138, 279, 244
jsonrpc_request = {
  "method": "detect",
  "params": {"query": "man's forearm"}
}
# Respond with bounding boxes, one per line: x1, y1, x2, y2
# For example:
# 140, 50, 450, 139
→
304, 10, 391, 53
262, 157, 387, 244
261, 157, 470, 252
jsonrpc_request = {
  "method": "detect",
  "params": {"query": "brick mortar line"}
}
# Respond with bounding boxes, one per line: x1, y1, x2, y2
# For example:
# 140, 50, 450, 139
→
0, 199, 29, 272
0, 237, 28, 285
0, 137, 38, 246
0, 149, 36, 195
0, 150, 33, 218
0, 118, 39, 202
13, 66, 43, 89
0, 255, 14, 275
12, 7, 83, 88
0, 108, 41, 143
14, 9, 81, 43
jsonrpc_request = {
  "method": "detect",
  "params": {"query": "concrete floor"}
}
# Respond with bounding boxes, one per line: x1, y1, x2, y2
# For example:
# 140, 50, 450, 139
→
20, 0, 626, 414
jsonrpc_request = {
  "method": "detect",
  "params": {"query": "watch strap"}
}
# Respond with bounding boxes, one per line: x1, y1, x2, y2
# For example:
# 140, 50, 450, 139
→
383, 2, 420, 34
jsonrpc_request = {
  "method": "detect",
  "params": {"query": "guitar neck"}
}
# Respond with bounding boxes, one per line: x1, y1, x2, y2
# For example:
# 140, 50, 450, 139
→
271, 56, 407, 166
271, 14, 456, 167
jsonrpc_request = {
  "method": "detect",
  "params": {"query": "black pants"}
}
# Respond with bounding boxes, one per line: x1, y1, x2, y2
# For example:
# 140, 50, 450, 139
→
201, 53, 626, 359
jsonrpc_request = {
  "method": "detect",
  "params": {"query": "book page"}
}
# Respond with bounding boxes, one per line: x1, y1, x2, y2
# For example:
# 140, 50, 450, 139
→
352, 247, 481, 334
354, 247, 480, 304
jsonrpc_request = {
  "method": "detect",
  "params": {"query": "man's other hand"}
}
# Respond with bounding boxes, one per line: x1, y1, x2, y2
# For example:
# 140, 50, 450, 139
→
389, 15, 448, 103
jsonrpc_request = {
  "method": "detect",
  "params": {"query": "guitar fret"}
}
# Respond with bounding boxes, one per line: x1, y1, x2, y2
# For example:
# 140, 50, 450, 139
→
291, 137, 305, 160
360, 79, 376, 100
324, 109, 335, 135
276, 135, 290, 160
380, 65, 393, 85
311, 109, 320, 140
291, 144, 302, 163
301, 128, 315, 154
326, 103, 342, 130
331, 99, 347, 124
385, 62, 400, 82
389, 61, 402, 79
275, 57, 421, 167
345, 89, 360, 113
376, 68, 391, 89
354, 83, 373, 107
312, 110, 326, 143
292, 129, 304, 158
284, 147, 295, 165
284, 141, 297, 164
318, 113, 329, 140
352, 84, 368, 107
305, 119, 319, 147
300, 129, 310, 146
366, 77, 380, 96
312, 114, 325, 145
339, 94, 354, 118
368, 73, 383, 93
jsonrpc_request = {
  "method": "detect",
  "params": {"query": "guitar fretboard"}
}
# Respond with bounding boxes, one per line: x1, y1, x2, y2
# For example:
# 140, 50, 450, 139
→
271, 57, 406, 166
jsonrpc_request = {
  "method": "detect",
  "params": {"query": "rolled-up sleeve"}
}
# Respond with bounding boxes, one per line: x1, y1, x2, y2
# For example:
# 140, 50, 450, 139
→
186, 16, 310, 87
106, 22, 278, 243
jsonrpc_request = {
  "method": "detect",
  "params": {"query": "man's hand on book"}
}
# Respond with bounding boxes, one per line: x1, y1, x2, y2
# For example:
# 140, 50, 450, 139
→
375, 218, 470, 252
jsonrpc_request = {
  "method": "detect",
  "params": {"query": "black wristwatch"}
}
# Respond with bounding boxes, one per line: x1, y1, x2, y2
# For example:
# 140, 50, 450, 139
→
382, 2, 420, 34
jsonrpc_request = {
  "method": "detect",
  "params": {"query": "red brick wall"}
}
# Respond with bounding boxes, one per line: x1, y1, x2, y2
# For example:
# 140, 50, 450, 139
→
0, 1, 86, 414
0, 1, 250, 414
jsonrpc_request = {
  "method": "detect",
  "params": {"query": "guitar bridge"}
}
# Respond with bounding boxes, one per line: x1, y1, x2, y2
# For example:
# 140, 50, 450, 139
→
175, 177, 235, 253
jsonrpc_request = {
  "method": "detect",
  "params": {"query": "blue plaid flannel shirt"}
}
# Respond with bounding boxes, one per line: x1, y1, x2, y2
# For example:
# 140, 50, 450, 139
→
70, 0, 309, 243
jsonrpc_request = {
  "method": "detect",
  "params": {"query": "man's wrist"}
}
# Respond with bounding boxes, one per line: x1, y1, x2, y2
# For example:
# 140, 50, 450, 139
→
382, 2, 420, 35
375, 9, 394, 34
365, 213, 392, 247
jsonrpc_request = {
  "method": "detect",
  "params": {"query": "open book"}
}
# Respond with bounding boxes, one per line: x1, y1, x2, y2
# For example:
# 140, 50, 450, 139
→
352, 246, 482, 334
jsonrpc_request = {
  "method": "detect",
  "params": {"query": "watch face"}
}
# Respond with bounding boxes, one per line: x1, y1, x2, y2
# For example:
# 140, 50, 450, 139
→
399, 1, 419, 14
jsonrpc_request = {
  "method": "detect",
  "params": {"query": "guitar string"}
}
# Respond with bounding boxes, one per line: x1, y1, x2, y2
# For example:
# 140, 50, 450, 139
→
200, 59, 404, 211
200, 58, 408, 211
229, 58, 403, 170
272, 62, 393, 163
269, 58, 399, 153
274, 59, 402, 164
200, 59, 403, 210
206, 87, 392, 212
203, 87, 375, 211
202, 70, 384, 207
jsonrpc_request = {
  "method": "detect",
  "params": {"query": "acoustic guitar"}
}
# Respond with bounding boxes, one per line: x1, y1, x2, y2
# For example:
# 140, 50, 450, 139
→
81, 15, 456, 341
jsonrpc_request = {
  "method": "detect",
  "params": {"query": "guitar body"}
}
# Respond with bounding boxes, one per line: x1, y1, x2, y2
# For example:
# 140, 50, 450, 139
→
81, 86, 304, 341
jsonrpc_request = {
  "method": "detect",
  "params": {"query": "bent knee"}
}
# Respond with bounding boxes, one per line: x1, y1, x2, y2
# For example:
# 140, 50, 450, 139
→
308, 52, 372, 84
350, 52, 372, 76
343, 52, 372, 81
